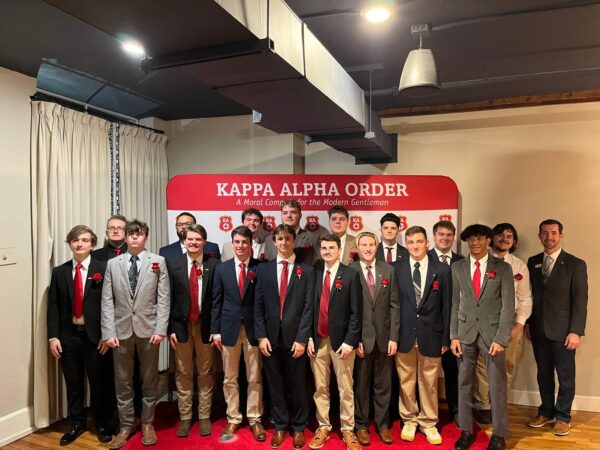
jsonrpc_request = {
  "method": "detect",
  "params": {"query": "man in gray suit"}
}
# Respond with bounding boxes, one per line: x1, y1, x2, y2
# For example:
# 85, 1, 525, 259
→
222, 208, 266, 261
450, 224, 514, 450
101, 219, 170, 449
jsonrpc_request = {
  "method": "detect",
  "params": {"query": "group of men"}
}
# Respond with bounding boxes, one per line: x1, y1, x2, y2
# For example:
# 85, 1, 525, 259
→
46, 199, 587, 450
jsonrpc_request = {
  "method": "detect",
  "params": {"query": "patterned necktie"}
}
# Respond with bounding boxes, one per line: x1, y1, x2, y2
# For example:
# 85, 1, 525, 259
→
73, 263, 84, 318
366, 265, 375, 298
386, 247, 393, 264
280, 261, 289, 319
542, 255, 553, 284
129, 255, 139, 293
189, 260, 200, 324
413, 262, 422, 308
440, 254, 449, 265
318, 270, 331, 337
473, 260, 481, 300
238, 262, 246, 298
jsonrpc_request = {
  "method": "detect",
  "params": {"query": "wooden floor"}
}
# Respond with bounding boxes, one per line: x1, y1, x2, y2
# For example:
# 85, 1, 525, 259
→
4, 404, 599, 450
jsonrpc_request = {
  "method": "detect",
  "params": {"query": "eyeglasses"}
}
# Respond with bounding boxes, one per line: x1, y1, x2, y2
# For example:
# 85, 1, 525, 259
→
107, 227, 125, 232
466, 236, 488, 243
176, 221, 194, 227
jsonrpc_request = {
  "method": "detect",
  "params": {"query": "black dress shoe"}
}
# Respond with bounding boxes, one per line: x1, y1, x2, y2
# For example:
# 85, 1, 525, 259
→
95, 424, 113, 443
486, 435, 506, 450
60, 424, 86, 446
454, 431, 476, 450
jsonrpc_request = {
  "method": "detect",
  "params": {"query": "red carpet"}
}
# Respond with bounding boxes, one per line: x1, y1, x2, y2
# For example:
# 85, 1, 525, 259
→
122, 402, 489, 449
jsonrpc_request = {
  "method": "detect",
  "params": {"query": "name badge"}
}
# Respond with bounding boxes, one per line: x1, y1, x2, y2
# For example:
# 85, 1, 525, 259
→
534, 263, 542, 269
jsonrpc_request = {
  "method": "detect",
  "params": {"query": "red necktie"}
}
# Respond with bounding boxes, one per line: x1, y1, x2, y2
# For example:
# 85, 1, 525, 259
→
73, 263, 84, 318
472, 260, 481, 300
279, 261, 289, 319
318, 270, 331, 337
188, 261, 200, 324
238, 262, 246, 299
115, 247, 121, 256
366, 265, 375, 298
386, 247, 393, 264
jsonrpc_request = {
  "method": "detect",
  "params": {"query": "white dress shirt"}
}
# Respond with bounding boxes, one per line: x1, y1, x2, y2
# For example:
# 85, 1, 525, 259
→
434, 248, 453, 265
126, 250, 145, 272
276, 253, 296, 293
470, 253, 489, 292
382, 242, 397, 261
543, 248, 562, 275
187, 254, 204, 314
491, 250, 532, 325
409, 255, 428, 291
359, 260, 377, 282
71, 255, 91, 325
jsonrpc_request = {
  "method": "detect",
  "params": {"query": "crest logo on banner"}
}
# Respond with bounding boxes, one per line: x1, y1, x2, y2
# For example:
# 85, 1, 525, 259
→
219, 215, 234, 233
439, 213, 453, 222
262, 216, 276, 232
349, 215, 364, 233
398, 215, 408, 231
305, 215, 320, 232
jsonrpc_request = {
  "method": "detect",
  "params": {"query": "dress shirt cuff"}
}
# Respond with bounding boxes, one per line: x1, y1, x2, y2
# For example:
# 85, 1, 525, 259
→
48, 337, 58, 342
514, 315, 529, 326
210, 334, 221, 341
341, 343, 353, 352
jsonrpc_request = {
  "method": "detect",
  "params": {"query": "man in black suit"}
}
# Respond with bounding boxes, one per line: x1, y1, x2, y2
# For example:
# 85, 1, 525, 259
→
376, 213, 409, 264
47, 225, 112, 445
159, 212, 221, 261
525, 219, 588, 436
167, 223, 220, 438
350, 232, 399, 446
211, 226, 266, 442
427, 220, 463, 425
307, 234, 362, 450
92, 214, 128, 262
394, 226, 451, 445
254, 224, 314, 449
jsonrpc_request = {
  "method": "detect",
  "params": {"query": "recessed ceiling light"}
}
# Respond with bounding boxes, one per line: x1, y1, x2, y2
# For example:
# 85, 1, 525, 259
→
362, 5, 392, 23
121, 40, 146, 57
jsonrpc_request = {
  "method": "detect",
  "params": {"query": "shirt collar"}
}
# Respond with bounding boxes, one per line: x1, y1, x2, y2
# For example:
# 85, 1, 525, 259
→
544, 248, 562, 260
324, 259, 340, 274
126, 250, 145, 261
187, 253, 203, 265
277, 253, 296, 266
73, 255, 91, 270
409, 255, 428, 268
470, 253, 489, 265
234, 256, 250, 266
435, 247, 452, 258
359, 260, 376, 271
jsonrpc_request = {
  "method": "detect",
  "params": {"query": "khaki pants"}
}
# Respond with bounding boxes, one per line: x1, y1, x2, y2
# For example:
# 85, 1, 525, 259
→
473, 330, 524, 410
174, 322, 214, 420
310, 337, 356, 432
221, 325, 263, 425
395, 345, 441, 428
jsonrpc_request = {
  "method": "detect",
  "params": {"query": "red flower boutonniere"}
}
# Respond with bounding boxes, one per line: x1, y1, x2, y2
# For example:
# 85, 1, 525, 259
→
350, 250, 359, 261
487, 270, 496, 279
259, 252, 266, 261
91, 273, 103, 284
208, 251, 216, 258
152, 262, 160, 276
247, 271, 256, 283
381, 278, 389, 288
335, 278, 343, 291
295, 266, 304, 279
196, 267, 203, 278
432, 280, 440, 291
303, 243, 313, 249
514, 273, 523, 281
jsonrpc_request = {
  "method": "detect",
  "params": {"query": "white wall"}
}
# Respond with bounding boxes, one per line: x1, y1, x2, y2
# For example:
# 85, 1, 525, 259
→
0, 68, 35, 445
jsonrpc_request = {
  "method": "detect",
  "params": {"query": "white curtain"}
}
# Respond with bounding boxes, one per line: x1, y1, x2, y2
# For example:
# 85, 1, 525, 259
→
118, 125, 168, 253
31, 101, 111, 427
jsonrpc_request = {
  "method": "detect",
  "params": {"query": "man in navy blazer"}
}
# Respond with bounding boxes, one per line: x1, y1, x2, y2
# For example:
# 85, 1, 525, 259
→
307, 234, 362, 450
254, 224, 314, 449
211, 225, 265, 442
393, 226, 451, 445
159, 212, 221, 261
376, 213, 409, 264
525, 219, 588, 436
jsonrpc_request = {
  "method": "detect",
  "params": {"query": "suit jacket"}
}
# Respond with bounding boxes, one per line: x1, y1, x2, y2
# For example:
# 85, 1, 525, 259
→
340, 234, 357, 266
527, 250, 587, 341
393, 255, 451, 357
211, 257, 262, 346
264, 228, 319, 264
427, 248, 464, 265
450, 254, 515, 348
311, 263, 362, 350
167, 254, 220, 344
159, 240, 221, 261
376, 242, 409, 264
101, 252, 171, 340
349, 260, 400, 354
92, 243, 128, 263
47, 258, 106, 344
254, 259, 314, 348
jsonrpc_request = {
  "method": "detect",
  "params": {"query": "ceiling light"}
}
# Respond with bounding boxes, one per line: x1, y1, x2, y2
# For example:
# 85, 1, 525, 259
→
363, 6, 392, 23
399, 24, 440, 97
121, 40, 146, 58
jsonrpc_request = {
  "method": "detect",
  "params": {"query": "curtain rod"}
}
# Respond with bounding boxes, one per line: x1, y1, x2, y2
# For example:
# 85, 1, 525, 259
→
30, 90, 165, 135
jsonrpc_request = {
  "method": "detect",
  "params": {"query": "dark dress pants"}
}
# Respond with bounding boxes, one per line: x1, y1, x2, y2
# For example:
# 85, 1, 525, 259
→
442, 349, 459, 416
354, 346, 392, 430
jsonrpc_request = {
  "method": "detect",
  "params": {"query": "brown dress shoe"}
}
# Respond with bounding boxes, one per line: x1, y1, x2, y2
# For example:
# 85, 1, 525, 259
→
109, 428, 134, 450
356, 428, 370, 446
293, 431, 306, 449
342, 431, 362, 450
271, 430, 287, 448
221, 422, 239, 441
199, 418, 212, 436
177, 419, 192, 437
378, 428, 393, 445
251, 422, 267, 442
526, 415, 555, 428
141, 423, 157, 446
309, 427, 331, 450
553, 420, 571, 436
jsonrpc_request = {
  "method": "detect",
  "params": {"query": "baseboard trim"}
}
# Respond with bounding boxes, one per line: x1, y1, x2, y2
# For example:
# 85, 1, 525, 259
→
0, 406, 36, 447
509, 389, 600, 412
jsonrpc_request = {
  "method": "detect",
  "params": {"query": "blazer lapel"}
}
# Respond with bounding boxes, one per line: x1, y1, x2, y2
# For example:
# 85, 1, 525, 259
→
200, 259, 209, 303
479, 257, 495, 298
120, 256, 132, 297
546, 252, 565, 286
401, 261, 418, 309
134, 254, 150, 298
83, 259, 97, 301
373, 269, 383, 302
419, 264, 435, 308
461, 257, 476, 299
65, 262, 74, 302
357, 269, 375, 304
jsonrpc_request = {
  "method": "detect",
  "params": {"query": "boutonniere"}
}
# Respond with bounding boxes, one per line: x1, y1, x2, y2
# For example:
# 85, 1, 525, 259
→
381, 277, 389, 288
196, 267, 203, 278
91, 273, 103, 284
335, 278, 343, 291
303, 243, 313, 249
295, 266, 304, 279
487, 270, 496, 279
247, 271, 256, 283
514, 273, 523, 281
432, 279, 440, 291
350, 250, 359, 261
208, 251, 216, 257
259, 252, 266, 261
152, 262, 160, 276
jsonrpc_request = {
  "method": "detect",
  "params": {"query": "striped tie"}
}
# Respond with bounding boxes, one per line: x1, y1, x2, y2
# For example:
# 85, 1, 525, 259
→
542, 255, 553, 284
413, 262, 422, 307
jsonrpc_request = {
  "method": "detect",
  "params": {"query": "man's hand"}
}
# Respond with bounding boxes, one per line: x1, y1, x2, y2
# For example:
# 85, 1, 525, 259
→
212, 337, 223, 352
441, 346, 449, 355
387, 340, 397, 357
97, 339, 110, 355
169, 333, 179, 351
307, 339, 316, 358
149, 334, 164, 345
488, 342, 505, 356
564, 333, 580, 350
105, 337, 120, 348
259, 338, 272, 357
49, 339, 62, 359
450, 339, 462, 358
510, 323, 524, 342
356, 342, 365, 358
336, 345, 352, 360
291, 342, 305, 359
